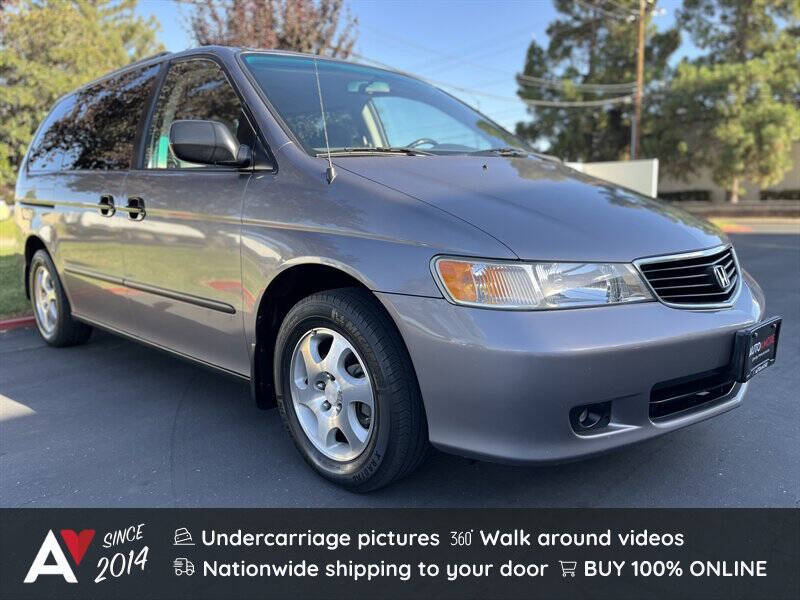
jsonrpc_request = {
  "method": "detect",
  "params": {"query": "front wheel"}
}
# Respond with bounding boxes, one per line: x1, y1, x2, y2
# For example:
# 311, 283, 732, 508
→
274, 288, 428, 491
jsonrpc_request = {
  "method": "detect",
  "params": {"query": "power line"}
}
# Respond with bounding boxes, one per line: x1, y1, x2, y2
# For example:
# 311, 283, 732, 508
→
423, 77, 634, 108
517, 74, 636, 92
359, 24, 511, 78
406, 26, 535, 72
351, 53, 513, 104
350, 53, 636, 108
604, 0, 640, 15
361, 23, 632, 89
357, 25, 639, 94
433, 77, 634, 107
573, 0, 637, 22
521, 95, 633, 107
359, 24, 478, 67
350, 52, 402, 72
423, 36, 533, 78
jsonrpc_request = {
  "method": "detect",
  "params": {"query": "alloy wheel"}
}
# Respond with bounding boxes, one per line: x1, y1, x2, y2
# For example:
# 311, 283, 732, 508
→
289, 327, 375, 461
33, 265, 58, 336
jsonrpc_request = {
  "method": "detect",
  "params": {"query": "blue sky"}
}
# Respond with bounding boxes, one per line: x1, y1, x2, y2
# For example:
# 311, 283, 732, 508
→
136, 0, 690, 131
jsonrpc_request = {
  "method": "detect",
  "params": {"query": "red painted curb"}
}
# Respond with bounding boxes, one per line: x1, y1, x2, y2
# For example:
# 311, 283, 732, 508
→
0, 315, 35, 331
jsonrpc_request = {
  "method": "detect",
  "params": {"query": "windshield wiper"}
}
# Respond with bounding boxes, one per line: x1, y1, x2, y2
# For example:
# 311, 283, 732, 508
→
473, 147, 530, 157
473, 147, 562, 162
316, 147, 433, 157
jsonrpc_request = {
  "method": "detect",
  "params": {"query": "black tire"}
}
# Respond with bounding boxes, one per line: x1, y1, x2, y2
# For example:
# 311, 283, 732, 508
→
28, 250, 92, 347
274, 287, 429, 491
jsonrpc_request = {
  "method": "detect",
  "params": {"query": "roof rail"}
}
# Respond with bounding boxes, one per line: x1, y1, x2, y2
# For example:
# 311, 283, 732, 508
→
66, 51, 173, 96
126, 50, 172, 69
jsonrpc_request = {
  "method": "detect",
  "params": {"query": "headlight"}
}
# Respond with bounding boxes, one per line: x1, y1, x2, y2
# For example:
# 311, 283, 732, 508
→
433, 257, 653, 309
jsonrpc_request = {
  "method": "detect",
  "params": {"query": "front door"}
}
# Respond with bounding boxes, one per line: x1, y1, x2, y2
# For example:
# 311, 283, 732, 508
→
122, 58, 253, 375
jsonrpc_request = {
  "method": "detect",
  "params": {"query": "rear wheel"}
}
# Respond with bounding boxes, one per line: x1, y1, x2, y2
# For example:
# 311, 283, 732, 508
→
274, 288, 428, 491
29, 250, 92, 347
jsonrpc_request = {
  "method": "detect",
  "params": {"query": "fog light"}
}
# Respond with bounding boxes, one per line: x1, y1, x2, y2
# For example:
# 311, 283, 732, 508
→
569, 402, 611, 434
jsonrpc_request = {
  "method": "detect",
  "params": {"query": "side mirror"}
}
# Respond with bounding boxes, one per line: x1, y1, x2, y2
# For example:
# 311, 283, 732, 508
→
169, 120, 252, 167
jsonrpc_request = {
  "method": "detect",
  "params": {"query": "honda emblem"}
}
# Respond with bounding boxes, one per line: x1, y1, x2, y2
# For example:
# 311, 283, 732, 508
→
713, 264, 731, 289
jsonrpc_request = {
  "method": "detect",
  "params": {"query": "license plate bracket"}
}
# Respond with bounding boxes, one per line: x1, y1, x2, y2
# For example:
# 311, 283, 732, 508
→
731, 316, 782, 383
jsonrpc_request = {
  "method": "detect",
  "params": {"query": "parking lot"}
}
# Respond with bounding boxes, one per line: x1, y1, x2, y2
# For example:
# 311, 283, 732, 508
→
1, 234, 797, 508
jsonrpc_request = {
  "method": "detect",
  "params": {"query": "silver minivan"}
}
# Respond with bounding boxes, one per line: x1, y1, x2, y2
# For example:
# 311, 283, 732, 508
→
14, 46, 780, 490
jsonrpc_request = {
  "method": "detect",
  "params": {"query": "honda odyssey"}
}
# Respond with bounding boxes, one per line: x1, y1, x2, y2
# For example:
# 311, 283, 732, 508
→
14, 46, 781, 491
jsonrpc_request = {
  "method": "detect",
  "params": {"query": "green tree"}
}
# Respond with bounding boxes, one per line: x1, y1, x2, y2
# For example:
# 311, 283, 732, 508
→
0, 0, 163, 199
655, 0, 800, 202
679, 0, 797, 62
515, 0, 679, 162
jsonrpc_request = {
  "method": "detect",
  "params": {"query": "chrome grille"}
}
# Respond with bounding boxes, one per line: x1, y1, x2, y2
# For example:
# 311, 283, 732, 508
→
637, 246, 739, 307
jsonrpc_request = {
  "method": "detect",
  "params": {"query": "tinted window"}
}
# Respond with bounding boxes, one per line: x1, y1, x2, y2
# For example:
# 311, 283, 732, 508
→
145, 59, 251, 169
27, 96, 78, 172
59, 65, 160, 170
27, 65, 159, 173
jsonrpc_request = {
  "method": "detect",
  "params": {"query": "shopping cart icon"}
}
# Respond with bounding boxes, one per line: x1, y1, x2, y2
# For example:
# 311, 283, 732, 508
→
559, 560, 578, 577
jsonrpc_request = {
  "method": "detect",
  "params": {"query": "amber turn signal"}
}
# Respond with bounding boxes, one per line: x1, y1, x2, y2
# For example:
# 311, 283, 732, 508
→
436, 259, 477, 302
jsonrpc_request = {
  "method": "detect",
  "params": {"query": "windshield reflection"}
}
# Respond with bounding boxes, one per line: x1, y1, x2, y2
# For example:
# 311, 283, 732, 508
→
242, 53, 527, 156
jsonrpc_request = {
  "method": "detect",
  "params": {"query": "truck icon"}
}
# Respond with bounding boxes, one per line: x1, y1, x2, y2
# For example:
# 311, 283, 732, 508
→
173, 557, 195, 576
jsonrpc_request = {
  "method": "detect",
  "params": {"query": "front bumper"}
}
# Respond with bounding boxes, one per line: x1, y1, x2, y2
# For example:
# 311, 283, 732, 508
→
376, 273, 765, 464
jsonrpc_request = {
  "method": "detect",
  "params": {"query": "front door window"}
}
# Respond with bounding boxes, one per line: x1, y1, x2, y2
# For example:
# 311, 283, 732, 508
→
145, 59, 254, 169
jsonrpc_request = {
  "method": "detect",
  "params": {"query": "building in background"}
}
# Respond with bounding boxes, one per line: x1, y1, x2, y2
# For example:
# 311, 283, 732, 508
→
658, 142, 800, 204
566, 159, 659, 198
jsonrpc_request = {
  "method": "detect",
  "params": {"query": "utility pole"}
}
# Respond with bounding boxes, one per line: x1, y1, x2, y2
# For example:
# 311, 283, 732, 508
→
631, 0, 646, 159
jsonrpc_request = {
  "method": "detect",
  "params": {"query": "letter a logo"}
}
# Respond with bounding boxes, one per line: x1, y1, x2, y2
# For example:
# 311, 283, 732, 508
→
24, 530, 77, 583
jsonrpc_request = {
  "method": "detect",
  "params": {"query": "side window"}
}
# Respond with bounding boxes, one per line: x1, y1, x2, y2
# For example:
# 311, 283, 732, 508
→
61, 65, 160, 170
145, 59, 251, 169
27, 96, 77, 172
369, 96, 489, 150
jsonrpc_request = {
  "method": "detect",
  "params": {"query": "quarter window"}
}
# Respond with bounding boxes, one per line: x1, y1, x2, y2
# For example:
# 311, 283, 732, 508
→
145, 59, 253, 169
27, 96, 78, 172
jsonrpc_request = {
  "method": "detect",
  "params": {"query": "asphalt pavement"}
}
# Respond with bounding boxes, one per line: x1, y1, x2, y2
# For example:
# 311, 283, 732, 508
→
1, 234, 798, 508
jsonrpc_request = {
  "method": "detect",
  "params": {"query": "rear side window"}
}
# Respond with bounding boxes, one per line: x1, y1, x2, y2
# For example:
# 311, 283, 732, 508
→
27, 96, 78, 173
60, 65, 160, 170
145, 59, 251, 169
27, 65, 159, 174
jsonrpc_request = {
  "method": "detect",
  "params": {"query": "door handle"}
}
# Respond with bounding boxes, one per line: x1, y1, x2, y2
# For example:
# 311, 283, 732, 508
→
126, 197, 146, 221
98, 195, 115, 217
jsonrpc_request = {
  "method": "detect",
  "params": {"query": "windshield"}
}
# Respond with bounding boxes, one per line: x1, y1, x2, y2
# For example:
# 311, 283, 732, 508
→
241, 53, 527, 155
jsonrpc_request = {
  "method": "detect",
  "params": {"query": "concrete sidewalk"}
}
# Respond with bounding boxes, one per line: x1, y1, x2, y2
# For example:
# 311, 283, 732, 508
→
708, 217, 800, 235
677, 200, 799, 218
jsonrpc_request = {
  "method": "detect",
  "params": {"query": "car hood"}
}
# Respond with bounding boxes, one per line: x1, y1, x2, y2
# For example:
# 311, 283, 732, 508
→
334, 155, 725, 262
